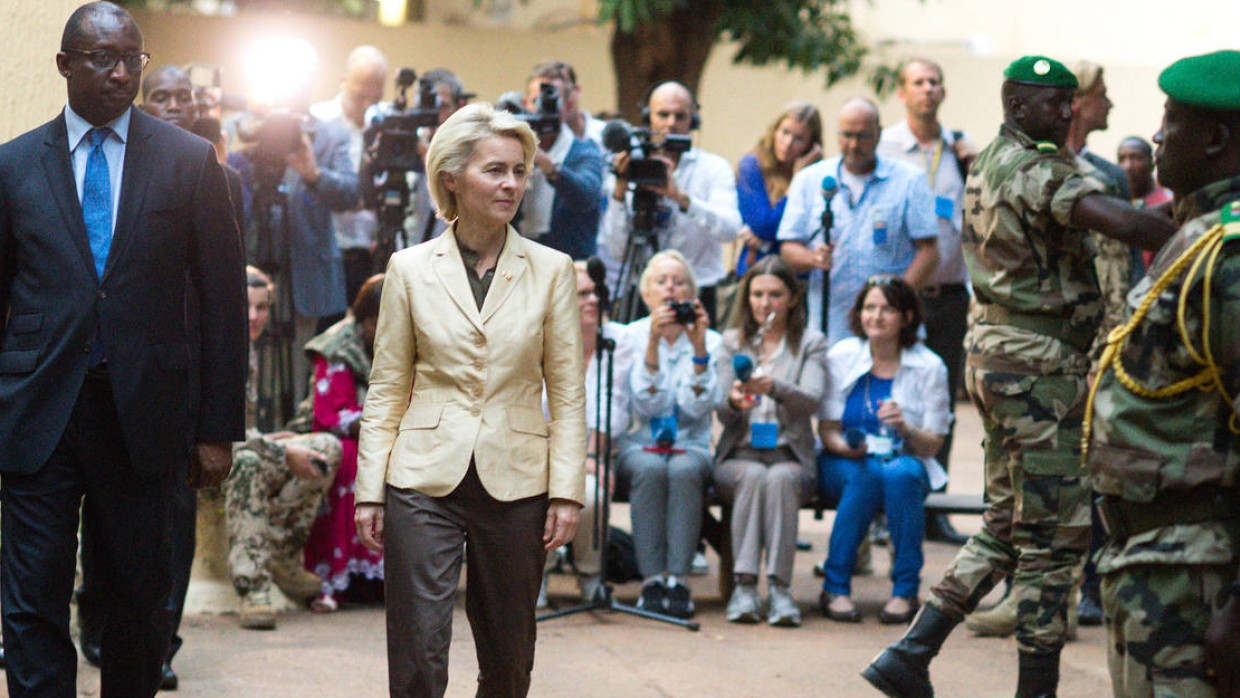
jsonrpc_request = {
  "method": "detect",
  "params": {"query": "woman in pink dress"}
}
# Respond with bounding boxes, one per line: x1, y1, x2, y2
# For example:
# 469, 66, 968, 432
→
296, 275, 385, 611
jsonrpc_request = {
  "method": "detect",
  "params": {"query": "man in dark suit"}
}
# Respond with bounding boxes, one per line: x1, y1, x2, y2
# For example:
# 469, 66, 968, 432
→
0, 3, 247, 697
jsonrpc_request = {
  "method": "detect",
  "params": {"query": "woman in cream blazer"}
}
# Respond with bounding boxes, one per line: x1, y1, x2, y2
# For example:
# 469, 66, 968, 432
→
354, 103, 586, 698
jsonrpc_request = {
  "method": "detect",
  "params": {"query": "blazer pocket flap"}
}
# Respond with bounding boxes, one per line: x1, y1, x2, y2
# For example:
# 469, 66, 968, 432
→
6, 313, 42, 335
0, 350, 38, 374
153, 344, 189, 371
400, 404, 444, 430
507, 407, 549, 437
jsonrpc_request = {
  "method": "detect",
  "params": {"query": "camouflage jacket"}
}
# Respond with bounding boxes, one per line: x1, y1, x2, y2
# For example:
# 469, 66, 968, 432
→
1090, 176, 1240, 571
962, 125, 1104, 376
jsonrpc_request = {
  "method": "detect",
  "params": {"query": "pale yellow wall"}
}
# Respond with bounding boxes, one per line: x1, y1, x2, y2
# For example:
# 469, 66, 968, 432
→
0, 1, 91, 142
6, 2, 1225, 171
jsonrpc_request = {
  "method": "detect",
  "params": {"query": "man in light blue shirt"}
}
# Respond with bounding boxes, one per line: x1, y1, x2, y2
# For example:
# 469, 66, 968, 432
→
779, 98, 939, 347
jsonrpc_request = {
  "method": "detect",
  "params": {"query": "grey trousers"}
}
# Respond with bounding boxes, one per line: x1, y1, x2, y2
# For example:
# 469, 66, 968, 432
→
714, 448, 811, 587
621, 448, 711, 578
383, 466, 548, 698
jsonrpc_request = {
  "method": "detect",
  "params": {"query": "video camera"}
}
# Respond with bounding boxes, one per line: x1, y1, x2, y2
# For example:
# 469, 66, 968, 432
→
600, 119, 691, 188
365, 68, 442, 174
495, 82, 562, 138
235, 108, 315, 193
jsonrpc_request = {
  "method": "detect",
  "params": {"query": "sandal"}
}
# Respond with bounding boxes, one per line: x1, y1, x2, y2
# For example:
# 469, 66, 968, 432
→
820, 592, 861, 623
310, 594, 338, 613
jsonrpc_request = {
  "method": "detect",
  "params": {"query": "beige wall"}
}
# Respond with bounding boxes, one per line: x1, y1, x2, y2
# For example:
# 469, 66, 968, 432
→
0, 1, 90, 142
7, 3, 1223, 169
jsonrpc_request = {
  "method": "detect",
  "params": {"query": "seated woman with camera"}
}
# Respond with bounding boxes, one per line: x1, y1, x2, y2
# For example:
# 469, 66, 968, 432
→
617, 250, 721, 619
817, 276, 951, 625
714, 257, 827, 627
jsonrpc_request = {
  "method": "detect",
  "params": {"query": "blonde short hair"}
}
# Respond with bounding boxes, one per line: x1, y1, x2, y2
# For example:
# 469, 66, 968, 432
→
639, 250, 697, 299
1073, 60, 1104, 97
425, 102, 537, 222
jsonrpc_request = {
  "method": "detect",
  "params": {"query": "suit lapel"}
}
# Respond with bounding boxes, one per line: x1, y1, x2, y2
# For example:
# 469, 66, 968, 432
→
105, 106, 152, 283
479, 226, 528, 325
431, 230, 485, 334
41, 114, 97, 282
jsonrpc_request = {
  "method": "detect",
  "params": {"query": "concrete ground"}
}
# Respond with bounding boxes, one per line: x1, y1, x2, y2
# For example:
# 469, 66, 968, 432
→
13, 401, 1114, 697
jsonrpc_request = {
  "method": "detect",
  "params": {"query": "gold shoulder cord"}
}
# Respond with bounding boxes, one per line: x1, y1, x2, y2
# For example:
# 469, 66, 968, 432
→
1082, 221, 1240, 458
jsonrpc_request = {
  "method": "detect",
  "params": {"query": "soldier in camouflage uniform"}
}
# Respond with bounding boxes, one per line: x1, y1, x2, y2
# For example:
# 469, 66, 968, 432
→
864, 55, 1176, 698
1085, 50, 1240, 698
225, 267, 342, 629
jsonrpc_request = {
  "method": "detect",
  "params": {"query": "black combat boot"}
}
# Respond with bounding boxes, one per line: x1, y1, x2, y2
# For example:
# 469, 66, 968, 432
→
861, 603, 959, 697
1015, 648, 1060, 698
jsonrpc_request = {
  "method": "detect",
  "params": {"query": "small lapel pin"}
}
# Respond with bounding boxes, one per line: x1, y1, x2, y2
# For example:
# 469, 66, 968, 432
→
501, 270, 513, 281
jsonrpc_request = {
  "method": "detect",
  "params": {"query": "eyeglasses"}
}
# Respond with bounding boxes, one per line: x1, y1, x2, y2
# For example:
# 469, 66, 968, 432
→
63, 48, 151, 74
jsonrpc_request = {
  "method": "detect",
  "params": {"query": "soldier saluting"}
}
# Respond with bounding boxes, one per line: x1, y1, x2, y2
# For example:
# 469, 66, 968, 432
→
864, 55, 1176, 698
1084, 50, 1240, 698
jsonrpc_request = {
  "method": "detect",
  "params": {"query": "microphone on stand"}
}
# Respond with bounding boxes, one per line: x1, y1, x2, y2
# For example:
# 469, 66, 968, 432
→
818, 174, 838, 335
586, 256, 611, 314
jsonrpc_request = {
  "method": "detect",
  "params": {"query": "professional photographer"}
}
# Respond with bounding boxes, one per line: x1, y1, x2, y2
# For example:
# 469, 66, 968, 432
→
235, 89, 360, 404
514, 61, 604, 260
598, 81, 742, 326
310, 45, 389, 310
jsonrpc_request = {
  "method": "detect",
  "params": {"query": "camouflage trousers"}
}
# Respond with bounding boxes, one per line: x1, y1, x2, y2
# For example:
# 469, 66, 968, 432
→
1102, 562, 1232, 697
928, 366, 1092, 653
225, 432, 342, 595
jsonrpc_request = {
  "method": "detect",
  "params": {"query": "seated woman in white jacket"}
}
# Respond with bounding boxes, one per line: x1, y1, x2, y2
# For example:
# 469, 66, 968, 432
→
817, 275, 952, 625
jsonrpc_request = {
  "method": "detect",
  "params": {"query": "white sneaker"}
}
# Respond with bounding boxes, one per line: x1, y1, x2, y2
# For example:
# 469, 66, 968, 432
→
690, 550, 709, 576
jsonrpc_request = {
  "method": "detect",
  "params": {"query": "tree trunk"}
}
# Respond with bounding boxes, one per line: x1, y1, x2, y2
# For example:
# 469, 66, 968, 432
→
609, 3, 721, 124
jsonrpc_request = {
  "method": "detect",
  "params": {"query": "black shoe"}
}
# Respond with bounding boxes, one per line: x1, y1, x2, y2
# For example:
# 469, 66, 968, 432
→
1016, 649, 1060, 698
862, 604, 960, 698
924, 514, 969, 545
636, 581, 667, 613
1077, 594, 1103, 627
664, 581, 695, 619
160, 661, 179, 691
75, 587, 103, 668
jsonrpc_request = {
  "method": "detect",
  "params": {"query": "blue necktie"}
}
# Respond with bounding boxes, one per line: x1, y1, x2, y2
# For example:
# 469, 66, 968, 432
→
83, 127, 113, 280
83, 128, 112, 367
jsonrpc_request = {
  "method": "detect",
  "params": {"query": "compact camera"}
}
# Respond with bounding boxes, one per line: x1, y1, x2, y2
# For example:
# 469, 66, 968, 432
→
668, 301, 696, 324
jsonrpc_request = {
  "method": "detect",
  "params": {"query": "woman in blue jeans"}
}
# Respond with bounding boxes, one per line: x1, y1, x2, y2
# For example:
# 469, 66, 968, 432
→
817, 275, 951, 624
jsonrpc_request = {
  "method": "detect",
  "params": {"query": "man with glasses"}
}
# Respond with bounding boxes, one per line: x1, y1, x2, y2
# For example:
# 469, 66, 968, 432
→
0, 3, 246, 695
779, 97, 939, 347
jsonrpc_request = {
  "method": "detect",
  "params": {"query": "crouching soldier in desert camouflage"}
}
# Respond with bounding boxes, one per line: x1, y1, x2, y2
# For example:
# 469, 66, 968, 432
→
863, 55, 1176, 698
1085, 50, 1240, 698
225, 267, 341, 630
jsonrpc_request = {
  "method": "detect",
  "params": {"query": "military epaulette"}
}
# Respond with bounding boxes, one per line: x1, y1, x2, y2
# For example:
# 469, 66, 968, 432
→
1034, 141, 1059, 154
1222, 199, 1240, 241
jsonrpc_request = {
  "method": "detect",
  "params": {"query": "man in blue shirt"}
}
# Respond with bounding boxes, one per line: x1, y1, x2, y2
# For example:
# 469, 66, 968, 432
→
779, 98, 939, 347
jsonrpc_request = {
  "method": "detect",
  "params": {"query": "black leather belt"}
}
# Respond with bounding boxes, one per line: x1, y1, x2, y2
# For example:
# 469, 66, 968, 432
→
919, 283, 967, 298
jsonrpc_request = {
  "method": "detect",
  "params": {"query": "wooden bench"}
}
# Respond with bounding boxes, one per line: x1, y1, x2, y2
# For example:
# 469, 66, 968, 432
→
701, 491, 987, 599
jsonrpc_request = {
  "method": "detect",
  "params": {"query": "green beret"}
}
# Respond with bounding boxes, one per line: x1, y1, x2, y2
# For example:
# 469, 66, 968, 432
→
1003, 55, 1078, 89
1159, 50, 1240, 111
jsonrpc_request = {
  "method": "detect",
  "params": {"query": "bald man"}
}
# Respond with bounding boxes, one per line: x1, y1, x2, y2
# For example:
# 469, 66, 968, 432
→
779, 97, 939, 346
310, 46, 388, 308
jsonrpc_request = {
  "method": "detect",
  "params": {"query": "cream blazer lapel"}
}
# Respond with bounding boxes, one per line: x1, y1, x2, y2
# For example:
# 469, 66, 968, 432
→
431, 227, 485, 332
479, 226, 529, 325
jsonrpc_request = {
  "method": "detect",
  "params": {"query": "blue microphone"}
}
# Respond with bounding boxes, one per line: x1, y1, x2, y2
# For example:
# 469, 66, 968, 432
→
732, 354, 755, 382
820, 175, 838, 238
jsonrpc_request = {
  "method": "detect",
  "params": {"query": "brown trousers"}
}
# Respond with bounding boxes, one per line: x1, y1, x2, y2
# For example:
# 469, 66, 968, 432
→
384, 465, 549, 698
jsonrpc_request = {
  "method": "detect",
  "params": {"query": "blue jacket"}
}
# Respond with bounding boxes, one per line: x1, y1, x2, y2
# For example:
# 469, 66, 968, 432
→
538, 137, 604, 260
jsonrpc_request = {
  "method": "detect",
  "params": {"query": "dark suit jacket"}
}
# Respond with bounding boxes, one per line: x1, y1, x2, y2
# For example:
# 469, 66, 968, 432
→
0, 106, 248, 475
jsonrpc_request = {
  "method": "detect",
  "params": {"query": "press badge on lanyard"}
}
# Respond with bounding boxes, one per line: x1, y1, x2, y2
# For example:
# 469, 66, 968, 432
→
749, 386, 778, 449
872, 208, 888, 245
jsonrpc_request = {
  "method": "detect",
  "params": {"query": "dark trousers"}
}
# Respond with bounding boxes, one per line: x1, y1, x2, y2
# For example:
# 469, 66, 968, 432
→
919, 284, 969, 475
79, 480, 195, 666
384, 466, 549, 698
342, 246, 374, 307
2, 368, 174, 697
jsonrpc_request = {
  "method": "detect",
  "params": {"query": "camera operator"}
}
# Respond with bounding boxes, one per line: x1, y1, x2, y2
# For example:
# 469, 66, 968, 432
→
516, 61, 604, 260
235, 91, 360, 405
310, 45, 389, 310
599, 81, 742, 326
